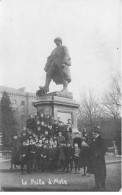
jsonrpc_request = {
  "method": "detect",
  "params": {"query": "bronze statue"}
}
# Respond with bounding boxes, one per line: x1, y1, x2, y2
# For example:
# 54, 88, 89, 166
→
37, 37, 71, 96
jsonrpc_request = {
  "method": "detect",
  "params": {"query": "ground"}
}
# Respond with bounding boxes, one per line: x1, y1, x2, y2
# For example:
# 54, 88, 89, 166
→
0, 162, 121, 191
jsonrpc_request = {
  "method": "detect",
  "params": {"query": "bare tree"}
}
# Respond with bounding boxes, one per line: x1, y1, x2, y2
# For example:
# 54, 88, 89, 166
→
102, 73, 121, 132
78, 90, 104, 130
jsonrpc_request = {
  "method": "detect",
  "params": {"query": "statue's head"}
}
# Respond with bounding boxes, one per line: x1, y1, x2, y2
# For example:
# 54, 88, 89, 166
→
54, 37, 62, 45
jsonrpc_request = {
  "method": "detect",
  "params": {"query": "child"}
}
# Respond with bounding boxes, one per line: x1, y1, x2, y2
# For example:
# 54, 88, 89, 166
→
35, 142, 43, 171
10, 134, 21, 170
44, 130, 50, 140
52, 120, 59, 136
48, 144, 53, 172
27, 139, 37, 173
51, 144, 58, 172
65, 125, 72, 144
20, 141, 28, 174
41, 144, 48, 172
79, 140, 91, 176
57, 131, 65, 146
73, 143, 80, 174
65, 143, 74, 173
48, 124, 54, 137
57, 142, 67, 173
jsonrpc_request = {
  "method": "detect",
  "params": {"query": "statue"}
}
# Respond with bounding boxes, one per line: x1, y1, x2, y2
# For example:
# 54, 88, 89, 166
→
36, 37, 71, 96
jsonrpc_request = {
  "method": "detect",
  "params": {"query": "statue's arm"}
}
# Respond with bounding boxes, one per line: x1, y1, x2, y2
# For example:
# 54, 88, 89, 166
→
44, 55, 52, 72
62, 46, 71, 66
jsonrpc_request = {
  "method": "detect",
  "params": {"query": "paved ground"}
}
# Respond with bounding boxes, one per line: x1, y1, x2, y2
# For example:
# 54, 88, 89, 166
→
0, 163, 121, 191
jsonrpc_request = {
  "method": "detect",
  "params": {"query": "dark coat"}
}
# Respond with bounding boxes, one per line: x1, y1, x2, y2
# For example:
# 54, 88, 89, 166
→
26, 118, 36, 131
73, 137, 82, 149
11, 138, 21, 164
58, 145, 67, 161
78, 146, 90, 168
52, 124, 59, 136
27, 144, 36, 159
66, 146, 74, 159
88, 136, 107, 176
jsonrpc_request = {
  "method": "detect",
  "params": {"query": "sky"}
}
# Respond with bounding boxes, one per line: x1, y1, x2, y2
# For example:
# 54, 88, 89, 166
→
0, 0, 121, 101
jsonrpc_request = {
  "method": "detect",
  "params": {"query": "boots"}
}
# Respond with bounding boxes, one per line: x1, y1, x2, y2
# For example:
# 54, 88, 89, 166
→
44, 75, 51, 92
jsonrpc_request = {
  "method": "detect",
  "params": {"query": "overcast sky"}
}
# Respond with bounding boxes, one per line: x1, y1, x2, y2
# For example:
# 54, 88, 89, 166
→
0, 0, 121, 100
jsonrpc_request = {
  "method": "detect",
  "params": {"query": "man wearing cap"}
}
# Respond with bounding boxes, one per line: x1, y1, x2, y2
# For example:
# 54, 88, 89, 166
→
40, 37, 71, 93
89, 126, 107, 191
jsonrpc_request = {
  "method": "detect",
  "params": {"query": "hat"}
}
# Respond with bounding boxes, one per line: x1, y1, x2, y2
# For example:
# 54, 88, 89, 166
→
54, 37, 62, 44
92, 126, 101, 133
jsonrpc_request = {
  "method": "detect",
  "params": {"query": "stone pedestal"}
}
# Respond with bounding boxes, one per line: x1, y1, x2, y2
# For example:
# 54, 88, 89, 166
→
34, 92, 80, 133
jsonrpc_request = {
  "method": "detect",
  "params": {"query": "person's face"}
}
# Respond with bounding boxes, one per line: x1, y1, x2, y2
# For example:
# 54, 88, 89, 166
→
37, 120, 40, 124
30, 139, 33, 144
92, 132, 99, 139
75, 133, 79, 137
48, 125, 52, 129
38, 127, 41, 131
37, 143, 40, 147
41, 121, 44, 126
83, 129, 87, 133
67, 143, 71, 147
59, 132, 62, 136
74, 144, 78, 148
68, 119, 71, 124
55, 40, 61, 46
13, 136, 17, 139
44, 145, 47, 149
40, 113, 44, 117
26, 140, 29, 144
23, 127, 26, 131
81, 141, 87, 147
67, 126, 70, 129
39, 140, 42, 144
59, 122, 63, 126
23, 142, 26, 146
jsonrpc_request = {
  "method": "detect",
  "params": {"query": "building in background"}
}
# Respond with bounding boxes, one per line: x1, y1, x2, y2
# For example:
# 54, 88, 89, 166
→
0, 86, 37, 132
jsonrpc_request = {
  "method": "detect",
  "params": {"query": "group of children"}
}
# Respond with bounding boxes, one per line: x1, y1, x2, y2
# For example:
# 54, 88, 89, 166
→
11, 113, 91, 176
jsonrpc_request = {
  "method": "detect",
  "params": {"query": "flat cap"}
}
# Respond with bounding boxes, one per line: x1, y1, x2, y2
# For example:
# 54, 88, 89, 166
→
54, 37, 62, 44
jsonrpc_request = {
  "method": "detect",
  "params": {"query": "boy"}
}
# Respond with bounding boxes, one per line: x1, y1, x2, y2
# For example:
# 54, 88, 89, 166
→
51, 144, 58, 172
35, 142, 43, 171
73, 143, 80, 174
57, 131, 65, 146
57, 142, 67, 173
41, 144, 48, 172
48, 124, 54, 137
20, 141, 28, 174
27, 139, 37, 173
52, 120, 59, 136
65, 143, 74, 173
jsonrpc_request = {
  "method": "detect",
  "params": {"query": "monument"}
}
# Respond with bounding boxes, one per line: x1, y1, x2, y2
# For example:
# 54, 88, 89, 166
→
34, 37, 79, 132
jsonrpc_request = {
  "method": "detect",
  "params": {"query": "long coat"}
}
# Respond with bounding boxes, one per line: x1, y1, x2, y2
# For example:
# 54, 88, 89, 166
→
88, 136, 107, 177
45, 45, 71, 85
11, 138, 21, 164
78, 146, 90, 168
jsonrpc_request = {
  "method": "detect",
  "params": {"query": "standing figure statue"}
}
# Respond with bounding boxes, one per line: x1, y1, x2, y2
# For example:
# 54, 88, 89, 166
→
37, 37, 71, 96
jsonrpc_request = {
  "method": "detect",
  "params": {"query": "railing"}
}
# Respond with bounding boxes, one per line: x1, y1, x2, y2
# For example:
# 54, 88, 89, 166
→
0, 150, 11, 157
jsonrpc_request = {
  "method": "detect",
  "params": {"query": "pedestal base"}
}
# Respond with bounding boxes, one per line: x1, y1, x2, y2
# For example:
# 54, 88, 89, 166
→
34, 93, 79, 133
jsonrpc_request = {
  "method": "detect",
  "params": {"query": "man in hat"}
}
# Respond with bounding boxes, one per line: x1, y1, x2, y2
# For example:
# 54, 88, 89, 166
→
89, 126, 107, 191
38, 37, 71, 94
